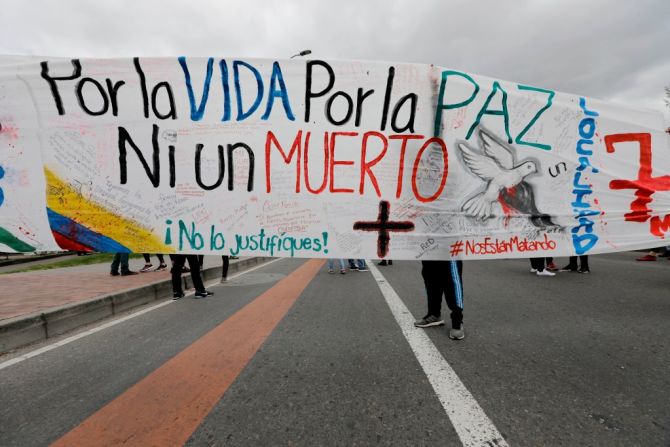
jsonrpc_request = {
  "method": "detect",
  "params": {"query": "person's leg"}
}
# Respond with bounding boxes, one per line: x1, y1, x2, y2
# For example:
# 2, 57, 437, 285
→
110, 253, 121, 275
442, 260, 464, 331
221, 255, 230, 279
171, 255, 186, 296
154, 254, 167, 271
561, 256, 578, 271
356, 259, 368, 271
140, 253, 153, 272
197, 254, 204, 268
532, 257, 554, 276
530, 257, 544, 272
546, 257, 557, 271
327, 259, 335, 272
120, 253, 133, 274
578, 255, 590, 273
419, 261, 445, 320
187, 255, 206, 292
338, 259, 346, 272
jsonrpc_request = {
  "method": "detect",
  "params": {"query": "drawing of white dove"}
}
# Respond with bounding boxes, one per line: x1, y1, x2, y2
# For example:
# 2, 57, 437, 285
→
459, 128, 537, 221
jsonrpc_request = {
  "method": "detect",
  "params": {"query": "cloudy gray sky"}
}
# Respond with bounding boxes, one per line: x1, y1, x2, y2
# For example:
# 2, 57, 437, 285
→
1, 0, 668, 121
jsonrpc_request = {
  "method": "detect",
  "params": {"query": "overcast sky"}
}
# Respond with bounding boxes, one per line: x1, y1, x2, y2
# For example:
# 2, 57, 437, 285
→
1, 0, 668, 121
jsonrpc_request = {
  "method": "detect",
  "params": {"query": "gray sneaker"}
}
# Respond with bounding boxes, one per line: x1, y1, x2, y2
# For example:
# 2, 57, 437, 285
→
414, 315, 445, 328
449, 325, 465, 340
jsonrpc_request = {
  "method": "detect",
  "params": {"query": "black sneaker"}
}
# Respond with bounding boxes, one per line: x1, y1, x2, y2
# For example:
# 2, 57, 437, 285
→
578, 267, 590, 274
414, 315, 445, 328
110, 271, 120, 276
560, 265, 577, 272
121, 270, 138, 276
173, 292, 185, 300
194, 290, 214, 299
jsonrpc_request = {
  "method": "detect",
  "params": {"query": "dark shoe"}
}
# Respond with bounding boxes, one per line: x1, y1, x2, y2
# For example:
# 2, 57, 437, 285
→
121, 270, 138, 276
636, 254, 657, 261
139, 264, 153, 273
155, 264, 167, 272
173, 292, 185, 300
449, 325, 465, 340
560, 265, 577, 272
546, 261, 558, 271
377, 260, 388, 266
194, 290, 214, 299
357, 267, 369, 272
181, 266, 191, 273
388, 260, 393, 265
110, 271, 120, 276
230, 256, 239, 259
414, 315, 445, 328
578, 267, 590, 274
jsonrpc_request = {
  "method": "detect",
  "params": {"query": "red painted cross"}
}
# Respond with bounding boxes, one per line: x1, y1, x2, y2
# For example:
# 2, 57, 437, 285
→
353, 200, 415, 258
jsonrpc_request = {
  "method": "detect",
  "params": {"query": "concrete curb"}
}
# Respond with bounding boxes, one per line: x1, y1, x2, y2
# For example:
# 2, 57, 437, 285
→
0, 257, 274, 354
0, 252, 72, 267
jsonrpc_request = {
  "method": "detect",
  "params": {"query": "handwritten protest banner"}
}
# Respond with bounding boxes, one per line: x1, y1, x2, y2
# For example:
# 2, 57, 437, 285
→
0, 56, 668, 260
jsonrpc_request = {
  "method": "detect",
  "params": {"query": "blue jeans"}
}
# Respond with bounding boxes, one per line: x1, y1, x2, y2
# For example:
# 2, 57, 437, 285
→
348, 259, 366, 269
328, 259, 346, 271
111, 253, 130, 274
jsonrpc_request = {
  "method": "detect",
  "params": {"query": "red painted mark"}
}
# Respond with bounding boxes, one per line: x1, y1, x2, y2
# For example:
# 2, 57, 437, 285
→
606, 133, 670, 237
52, 231, 93, 252
0, 122, 19, 140
353, 200, 414, 258
359, 131, 387, 196
498, 187, 518, 227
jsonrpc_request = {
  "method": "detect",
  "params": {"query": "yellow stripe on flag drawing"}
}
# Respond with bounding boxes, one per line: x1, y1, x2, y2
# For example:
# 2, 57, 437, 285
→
45, 168, 173, 253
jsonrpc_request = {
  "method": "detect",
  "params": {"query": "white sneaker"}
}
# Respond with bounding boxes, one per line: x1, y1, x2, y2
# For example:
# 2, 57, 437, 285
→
530, 268, 538, 273
536, 269, 555, 277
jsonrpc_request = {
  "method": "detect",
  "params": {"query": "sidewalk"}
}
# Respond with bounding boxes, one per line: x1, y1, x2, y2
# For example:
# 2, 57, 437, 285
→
0, 256, 272, 354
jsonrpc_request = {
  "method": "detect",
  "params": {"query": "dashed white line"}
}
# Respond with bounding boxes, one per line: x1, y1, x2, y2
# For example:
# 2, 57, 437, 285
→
0, 258, 283, 371
368, 262, 508, 447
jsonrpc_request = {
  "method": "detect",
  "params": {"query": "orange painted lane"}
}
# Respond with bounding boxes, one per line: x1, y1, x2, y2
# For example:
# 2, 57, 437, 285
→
52, 259, 325, 447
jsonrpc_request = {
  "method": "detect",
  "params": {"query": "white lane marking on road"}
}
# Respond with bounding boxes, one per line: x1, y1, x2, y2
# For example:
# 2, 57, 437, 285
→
0, 258, 283, 371
368, 262, 508, 447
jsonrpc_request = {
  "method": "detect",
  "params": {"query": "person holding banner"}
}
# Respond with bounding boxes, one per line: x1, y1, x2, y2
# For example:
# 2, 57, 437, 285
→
414, 260, 464, 340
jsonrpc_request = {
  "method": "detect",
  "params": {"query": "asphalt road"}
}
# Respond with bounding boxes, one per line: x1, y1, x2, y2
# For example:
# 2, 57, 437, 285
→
0, 253, 668, 446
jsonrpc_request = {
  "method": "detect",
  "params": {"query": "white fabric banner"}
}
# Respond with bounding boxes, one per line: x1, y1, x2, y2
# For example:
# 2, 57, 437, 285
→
0, 56, 668, 260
